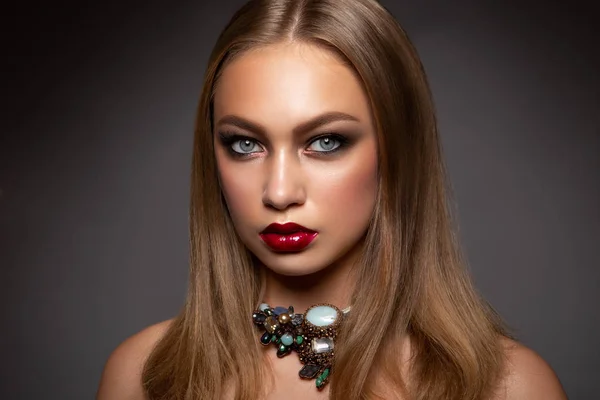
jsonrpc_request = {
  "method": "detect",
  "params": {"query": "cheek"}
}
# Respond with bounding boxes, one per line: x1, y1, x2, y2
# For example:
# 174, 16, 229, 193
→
314, 154, 378, 229
217, 159, 260, 224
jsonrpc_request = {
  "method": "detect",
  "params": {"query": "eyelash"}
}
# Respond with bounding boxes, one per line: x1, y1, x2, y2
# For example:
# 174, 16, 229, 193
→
217, 132, 350, 159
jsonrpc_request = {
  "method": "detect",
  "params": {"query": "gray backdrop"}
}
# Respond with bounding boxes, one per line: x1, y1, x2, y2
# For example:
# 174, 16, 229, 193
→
2, 0, 598, 399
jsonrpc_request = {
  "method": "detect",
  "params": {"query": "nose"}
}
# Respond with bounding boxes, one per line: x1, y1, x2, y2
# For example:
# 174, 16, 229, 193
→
262, 149, 306, 210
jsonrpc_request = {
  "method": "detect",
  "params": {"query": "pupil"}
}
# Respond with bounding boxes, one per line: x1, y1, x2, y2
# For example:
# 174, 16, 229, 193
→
321, 138, 334, 150
241, 140, 253, 151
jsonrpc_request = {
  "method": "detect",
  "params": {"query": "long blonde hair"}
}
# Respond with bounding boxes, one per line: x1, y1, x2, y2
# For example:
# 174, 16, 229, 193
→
142, 0, 510, 399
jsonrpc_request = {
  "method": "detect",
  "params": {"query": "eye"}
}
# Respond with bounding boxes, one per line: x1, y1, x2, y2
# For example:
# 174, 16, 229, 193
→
231, 138, 261, 154
307, 134, 346, 153
217, 132, 263, 157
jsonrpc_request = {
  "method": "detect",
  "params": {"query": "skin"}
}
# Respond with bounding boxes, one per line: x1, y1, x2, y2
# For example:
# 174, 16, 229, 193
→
212, 42, 378, 313
96, 42, 568, 400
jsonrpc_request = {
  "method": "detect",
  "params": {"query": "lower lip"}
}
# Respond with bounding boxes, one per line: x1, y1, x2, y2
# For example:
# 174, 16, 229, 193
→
259, 232, 318, 252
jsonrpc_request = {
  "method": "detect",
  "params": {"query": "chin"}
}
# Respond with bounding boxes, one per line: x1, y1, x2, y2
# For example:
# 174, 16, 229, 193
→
267, 264, 327, 277
255, 251, 330, 277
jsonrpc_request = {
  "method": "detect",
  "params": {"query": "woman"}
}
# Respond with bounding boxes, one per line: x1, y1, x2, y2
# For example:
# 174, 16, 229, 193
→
97, 0, 567, 399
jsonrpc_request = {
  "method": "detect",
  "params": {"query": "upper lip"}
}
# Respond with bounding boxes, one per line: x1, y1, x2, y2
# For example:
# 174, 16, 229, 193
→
260, 222, 316, 234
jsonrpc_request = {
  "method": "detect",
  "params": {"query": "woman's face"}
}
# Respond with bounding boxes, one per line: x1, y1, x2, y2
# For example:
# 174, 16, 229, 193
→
213, 42, 378, 276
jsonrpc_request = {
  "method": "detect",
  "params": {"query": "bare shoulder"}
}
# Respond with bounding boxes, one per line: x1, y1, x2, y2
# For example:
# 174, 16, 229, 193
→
492, 337, 568, 400
96, 319, 175, 400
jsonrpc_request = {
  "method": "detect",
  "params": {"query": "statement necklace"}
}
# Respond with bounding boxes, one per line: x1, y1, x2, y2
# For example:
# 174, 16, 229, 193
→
252, 302, 351, 390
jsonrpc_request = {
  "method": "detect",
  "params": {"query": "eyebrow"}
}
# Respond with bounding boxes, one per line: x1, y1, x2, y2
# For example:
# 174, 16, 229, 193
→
215, 111, 360, 136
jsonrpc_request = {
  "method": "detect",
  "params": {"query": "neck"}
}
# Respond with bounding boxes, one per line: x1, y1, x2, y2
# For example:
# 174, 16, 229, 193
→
259, 244, 360, 313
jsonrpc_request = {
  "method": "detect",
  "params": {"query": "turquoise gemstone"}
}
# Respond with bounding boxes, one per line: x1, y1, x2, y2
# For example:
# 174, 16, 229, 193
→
259, 303, 269, 312
306, 305, 338, 327
281, 333, 293, 346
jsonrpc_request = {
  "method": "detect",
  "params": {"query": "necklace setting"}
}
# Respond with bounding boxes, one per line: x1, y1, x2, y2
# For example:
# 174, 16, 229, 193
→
252, 303, 350, 390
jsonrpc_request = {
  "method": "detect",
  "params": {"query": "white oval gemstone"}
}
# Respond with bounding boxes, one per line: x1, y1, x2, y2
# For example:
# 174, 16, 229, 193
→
312, 337, 334, 353
305, 305, 338, 327
259, 303, 269, 312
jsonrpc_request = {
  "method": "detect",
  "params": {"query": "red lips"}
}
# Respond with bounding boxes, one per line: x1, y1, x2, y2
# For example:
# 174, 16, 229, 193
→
259, 222, 318, 252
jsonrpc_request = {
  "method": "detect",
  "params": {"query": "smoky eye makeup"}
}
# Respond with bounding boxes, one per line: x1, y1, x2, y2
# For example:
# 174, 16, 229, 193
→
216, 130, 356, 159
305, 133, 351, 155
217, 131, 263, 158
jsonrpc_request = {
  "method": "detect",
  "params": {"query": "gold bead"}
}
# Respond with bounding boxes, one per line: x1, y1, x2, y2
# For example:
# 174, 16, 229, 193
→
278, 313, 290, 324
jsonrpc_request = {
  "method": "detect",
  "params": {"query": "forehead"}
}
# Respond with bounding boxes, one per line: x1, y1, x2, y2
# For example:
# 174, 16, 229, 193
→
212, 42, 372, 130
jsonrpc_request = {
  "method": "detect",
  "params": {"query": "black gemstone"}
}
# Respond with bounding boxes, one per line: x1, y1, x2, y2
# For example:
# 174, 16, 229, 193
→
276, 346, 291, 358
260, 332, 271, 345
299, 364, 321, 379
253, 312, 266, 325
